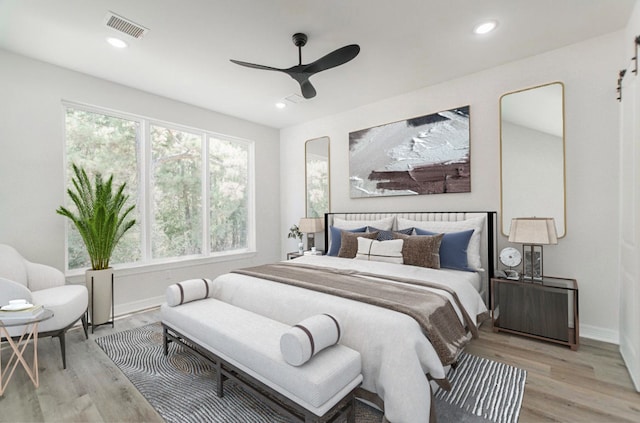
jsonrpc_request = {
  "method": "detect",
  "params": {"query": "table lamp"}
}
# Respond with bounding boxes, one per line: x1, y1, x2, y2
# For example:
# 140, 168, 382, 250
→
298, 217, 324, 251
508, 217, 558, 280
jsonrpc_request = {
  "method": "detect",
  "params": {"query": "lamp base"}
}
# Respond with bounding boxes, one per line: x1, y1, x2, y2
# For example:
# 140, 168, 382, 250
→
522, 244, 543, 281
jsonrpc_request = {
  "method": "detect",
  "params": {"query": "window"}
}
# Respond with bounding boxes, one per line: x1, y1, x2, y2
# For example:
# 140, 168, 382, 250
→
63, 104, 253, 270
150, 125, 203, 258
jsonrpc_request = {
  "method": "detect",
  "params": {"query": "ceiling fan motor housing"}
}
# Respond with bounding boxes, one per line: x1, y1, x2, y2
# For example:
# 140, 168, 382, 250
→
292, 33, 308, 47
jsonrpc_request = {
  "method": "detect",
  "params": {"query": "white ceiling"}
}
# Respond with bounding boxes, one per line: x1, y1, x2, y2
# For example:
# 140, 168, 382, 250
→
0, 0, 634, 129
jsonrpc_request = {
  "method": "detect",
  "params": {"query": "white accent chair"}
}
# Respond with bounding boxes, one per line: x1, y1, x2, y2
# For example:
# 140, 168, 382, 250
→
0, 244, 88, 369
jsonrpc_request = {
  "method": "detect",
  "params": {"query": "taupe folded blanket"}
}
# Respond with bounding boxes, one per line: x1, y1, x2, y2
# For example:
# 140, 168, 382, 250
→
232, 262, 480, 365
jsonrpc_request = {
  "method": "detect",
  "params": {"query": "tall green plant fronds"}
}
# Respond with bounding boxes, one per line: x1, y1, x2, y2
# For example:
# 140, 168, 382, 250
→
57, 164, 136, 270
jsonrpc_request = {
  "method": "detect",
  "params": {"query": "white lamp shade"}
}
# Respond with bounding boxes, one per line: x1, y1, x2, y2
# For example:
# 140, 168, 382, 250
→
508, 217, 558, 245
298, 217, 324, 234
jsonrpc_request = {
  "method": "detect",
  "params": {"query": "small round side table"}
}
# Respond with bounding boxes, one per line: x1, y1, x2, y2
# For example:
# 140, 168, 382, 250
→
0, 308, 54, 395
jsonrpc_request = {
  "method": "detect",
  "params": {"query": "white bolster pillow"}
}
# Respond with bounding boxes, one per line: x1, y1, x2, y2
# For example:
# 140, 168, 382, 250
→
166, 278, 213, 307
280, 314, 341, 366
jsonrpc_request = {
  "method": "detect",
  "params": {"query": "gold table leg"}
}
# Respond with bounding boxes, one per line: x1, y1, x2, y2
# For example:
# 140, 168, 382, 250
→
0, 322, 40, 395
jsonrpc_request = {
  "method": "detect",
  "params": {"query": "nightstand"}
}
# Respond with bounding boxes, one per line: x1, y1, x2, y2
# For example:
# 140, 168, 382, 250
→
491, 276, 579, 350
287, 252, 303, 260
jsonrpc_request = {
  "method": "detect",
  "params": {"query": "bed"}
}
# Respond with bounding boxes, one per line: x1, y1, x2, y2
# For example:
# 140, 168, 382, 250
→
209, 211, 497, 423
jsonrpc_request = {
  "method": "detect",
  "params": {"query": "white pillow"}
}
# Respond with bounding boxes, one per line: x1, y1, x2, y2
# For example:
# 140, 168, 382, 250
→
333, 215, 395, 231
355, 238, 404, 264
397, 216, 486, 271
166, 278, 214, 307
280, 314, 341, 366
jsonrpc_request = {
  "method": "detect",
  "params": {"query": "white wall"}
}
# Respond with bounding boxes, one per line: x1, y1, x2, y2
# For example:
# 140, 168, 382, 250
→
0, 49, 281, 315
619, 0, 640, 391
281, 32, 625, 342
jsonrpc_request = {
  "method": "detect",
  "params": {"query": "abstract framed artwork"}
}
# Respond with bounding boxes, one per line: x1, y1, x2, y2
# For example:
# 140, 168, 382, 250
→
349, 106, 470, 198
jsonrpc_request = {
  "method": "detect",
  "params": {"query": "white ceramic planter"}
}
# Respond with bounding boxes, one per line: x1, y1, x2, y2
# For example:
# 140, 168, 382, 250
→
85, 268, 113, 326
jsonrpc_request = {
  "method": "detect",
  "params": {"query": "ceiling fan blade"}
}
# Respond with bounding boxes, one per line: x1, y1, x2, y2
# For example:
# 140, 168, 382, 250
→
230, 59, 284, 73
304, 44, 360, 74
299, 79, 317, 99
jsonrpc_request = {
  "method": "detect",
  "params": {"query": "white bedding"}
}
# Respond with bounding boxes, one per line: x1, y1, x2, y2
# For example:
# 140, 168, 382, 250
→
210, 255, 488, 423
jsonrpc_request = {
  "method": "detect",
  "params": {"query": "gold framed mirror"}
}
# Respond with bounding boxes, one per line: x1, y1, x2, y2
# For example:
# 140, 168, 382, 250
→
305, 136, 330, 218
500, 82, 566, 237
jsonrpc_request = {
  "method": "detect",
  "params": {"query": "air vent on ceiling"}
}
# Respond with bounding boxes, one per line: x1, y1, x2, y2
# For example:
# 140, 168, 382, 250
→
104, 12, 149, 39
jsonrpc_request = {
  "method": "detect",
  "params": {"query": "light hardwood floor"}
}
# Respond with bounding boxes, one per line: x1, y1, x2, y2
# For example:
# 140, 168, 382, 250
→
1, 308, 639, 422
466, 325, 640, 422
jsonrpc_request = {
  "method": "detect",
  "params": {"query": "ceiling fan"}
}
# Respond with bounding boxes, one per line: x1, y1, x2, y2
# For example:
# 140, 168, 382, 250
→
230, 33, 360, 99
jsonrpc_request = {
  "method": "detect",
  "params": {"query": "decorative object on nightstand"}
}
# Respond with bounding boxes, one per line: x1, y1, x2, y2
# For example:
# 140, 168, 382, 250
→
498, 247, 521, 280
491, 276, 579, 350
287, 224, 304, 254
303, 248, 323, 256
298, 217, 324, 250
508, 217, 557, 280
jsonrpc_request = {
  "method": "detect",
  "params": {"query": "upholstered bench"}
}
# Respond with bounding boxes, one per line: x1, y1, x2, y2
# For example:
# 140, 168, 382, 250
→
160, 280, 363, 423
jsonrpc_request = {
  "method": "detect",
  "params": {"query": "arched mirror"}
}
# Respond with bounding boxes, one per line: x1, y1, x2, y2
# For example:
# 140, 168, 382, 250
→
305, 136, 330, 218
500, 82, 566, 237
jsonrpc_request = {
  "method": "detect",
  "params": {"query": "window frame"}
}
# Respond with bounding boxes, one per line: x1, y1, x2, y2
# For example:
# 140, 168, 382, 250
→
61, 100, 256, 275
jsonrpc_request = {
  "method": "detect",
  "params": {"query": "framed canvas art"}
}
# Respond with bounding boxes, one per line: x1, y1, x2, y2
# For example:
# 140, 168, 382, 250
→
349, 106, 470, 198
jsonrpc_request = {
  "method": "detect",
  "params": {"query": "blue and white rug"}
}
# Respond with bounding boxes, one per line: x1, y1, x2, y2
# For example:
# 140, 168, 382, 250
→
96, 322, 525, 423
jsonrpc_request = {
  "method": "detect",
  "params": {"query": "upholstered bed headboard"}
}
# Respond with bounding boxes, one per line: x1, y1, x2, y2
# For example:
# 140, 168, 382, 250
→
323, 211, 497, 302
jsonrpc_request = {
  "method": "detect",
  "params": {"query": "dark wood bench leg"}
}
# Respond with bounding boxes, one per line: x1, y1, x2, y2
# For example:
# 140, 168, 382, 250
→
347, 396, 356, 423
81, 311, 89, 339
163, 326, 169, 356
216, 360, 224, 397
57, 331, 67, 369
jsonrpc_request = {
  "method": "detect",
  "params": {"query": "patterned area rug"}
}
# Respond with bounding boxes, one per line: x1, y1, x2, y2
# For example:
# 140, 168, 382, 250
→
95, 323, 525, 423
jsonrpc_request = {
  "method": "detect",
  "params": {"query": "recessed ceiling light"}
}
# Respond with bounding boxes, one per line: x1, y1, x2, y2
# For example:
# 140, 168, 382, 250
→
275, 102, 287, 109
473, 20, 498, 35
106, 37, 128, 48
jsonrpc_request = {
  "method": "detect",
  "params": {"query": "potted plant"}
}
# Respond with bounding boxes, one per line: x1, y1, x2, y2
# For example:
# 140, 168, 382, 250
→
288, 224, 304, 254
56, 164, 136, 326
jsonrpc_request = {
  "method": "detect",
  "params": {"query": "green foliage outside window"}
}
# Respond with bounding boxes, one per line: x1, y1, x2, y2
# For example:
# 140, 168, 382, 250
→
151, 125, 202, 258
209, 138, 248, 252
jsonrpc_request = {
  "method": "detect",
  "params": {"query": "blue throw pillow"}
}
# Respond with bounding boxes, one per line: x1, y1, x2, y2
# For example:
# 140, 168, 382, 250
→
415, 228, 475, 272
367, 226, 414, 241
327, 226, 367, 256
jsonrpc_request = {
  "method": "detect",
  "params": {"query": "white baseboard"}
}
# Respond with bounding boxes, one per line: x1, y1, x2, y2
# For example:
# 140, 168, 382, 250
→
620, 334, 640, 392
580, 324, 619, 344
114, 295, 164, 317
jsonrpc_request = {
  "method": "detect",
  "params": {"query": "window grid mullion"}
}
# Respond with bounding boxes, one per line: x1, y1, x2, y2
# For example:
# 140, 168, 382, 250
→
143, 120, 153, 262
203, 134, 210, 256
